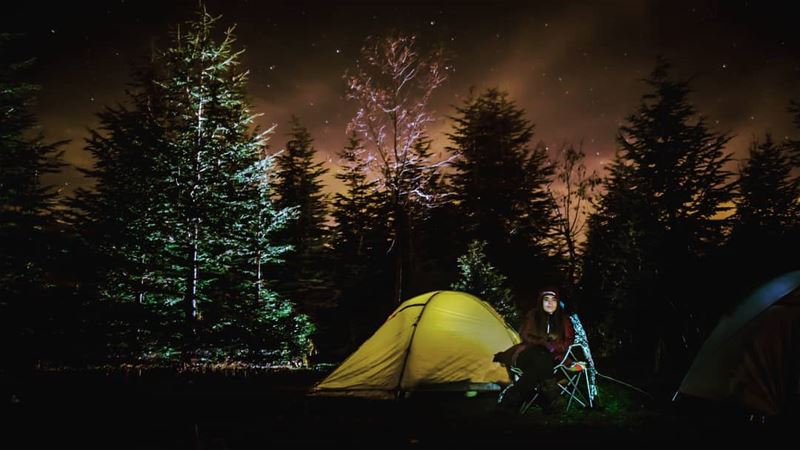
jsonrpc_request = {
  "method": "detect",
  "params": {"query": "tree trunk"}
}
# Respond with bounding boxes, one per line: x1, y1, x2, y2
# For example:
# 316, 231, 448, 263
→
184, 92, 204, 358
566, 234, 578, 284
392, 203, 411, 304
184, 221, 199, 357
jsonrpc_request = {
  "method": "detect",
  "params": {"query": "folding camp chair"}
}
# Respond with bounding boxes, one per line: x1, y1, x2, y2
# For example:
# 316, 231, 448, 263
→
553, 343, 595, 410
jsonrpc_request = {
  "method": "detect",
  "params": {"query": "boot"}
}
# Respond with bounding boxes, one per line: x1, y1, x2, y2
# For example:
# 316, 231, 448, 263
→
537, 378, 560, 414
497, 384, 522, 411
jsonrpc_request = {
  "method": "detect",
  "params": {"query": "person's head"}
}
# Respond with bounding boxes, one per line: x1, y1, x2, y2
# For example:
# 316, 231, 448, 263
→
529, 286, 567, 337
538, 288, 560, 315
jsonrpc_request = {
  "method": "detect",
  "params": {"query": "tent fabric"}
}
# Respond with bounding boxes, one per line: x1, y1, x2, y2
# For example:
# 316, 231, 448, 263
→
679, 271, 800, 415
311, 291, 521, 398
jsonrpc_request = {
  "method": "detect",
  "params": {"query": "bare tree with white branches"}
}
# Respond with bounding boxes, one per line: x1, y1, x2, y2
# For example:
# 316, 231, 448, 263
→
549, 142, 601, 284
345, 32, 449, 303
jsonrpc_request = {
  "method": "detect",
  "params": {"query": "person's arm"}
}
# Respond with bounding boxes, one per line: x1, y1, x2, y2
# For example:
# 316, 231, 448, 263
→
518, 310, 547, 345
493, 343, 524, 367
522, 331, 546, 345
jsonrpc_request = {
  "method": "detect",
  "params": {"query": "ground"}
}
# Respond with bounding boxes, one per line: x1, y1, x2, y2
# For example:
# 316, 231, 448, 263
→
1, 368, 794, 449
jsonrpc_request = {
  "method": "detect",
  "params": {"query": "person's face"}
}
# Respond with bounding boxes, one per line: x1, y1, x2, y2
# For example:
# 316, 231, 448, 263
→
542, 295, 558, 314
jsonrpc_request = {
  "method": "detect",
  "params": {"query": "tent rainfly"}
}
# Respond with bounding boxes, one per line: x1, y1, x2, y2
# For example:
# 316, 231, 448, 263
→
679, 270, 800, 415
311, 291, 521, 398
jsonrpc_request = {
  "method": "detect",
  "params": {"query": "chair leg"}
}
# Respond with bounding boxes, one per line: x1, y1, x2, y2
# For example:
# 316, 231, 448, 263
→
567, 376, 584, 410
559, 372, 589, 410
584, 371, 593, 408
519, 391, 539, 414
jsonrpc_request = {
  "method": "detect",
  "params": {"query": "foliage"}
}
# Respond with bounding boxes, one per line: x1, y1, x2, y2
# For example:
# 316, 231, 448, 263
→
71, 9, 312, 364
0, 33, 65, 371
447, 88, 559, 298
271, 116, 333, 319
721, 133, 800, 298
581, 58, 734, 371
328, 132, 393, 352
451, 240, 518, 328
734, 134, 800, 234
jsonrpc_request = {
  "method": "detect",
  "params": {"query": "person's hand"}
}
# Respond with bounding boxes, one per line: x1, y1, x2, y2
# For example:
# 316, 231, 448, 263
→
546, 333, 557, 342
493, 350, 512, 366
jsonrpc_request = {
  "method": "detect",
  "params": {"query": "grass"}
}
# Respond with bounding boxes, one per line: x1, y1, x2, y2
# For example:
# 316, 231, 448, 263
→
1, 367, 794, 449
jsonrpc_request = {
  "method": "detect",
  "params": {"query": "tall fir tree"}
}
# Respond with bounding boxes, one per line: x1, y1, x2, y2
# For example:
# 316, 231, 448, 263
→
0, 33, 65, 375
330, 132, 387, 267
581, 58, 734, 371
734, 134, 799, 234
271, 116, 332, 323
70, 62, 169, 357
405, 134, 457, 294
72, 9, 312, 363
788, 100, 800, 170
726, 133, 800, 291
329, 132, 391, 351
447, 88, 558, 299
789, 100, 800, 149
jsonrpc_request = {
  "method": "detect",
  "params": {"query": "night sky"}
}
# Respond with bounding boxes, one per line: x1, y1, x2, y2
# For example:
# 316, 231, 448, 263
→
5, 0, 800, 199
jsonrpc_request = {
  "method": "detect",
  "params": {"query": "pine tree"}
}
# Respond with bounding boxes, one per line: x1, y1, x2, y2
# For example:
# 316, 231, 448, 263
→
73, 9, 312, 363
581, 159, 647, 356
726, 133, 800, 288
735, 134, 800, 233
329, 132, 391, 350
271, 116, 332, 321
0, 33, 65, 374
274, 117, 329, 253
788, 100, 800, 167
70, 62, 169, 357
330, 132, 386, 263
0, 34, 65, 296
447, 88, 558, 297
216, 149, 314, 363
406, 134, 459, 294
581, 58, 734, 369
451, 240, 518, 327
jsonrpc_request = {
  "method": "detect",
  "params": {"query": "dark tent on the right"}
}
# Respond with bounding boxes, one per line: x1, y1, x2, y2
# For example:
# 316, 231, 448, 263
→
679, 270, 800, 416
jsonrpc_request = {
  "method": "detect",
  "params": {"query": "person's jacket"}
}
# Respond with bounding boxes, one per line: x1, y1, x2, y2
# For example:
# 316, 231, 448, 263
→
494, 309, 575, 368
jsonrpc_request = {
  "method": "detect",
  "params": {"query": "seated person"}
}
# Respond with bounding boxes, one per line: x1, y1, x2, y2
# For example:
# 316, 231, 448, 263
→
494, 287, 575, 411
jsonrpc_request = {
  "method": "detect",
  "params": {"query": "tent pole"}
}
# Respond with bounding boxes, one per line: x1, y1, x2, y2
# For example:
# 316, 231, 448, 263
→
394, 291, 443, 399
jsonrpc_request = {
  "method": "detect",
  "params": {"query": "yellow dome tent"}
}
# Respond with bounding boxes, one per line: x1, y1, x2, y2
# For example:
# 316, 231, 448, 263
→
311, 290, 521, 398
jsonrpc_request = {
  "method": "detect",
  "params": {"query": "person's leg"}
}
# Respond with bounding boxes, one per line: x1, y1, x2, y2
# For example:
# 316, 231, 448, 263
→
498, 346, 553, 410
538, 377, 561, 412
514, 345, 554, 393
